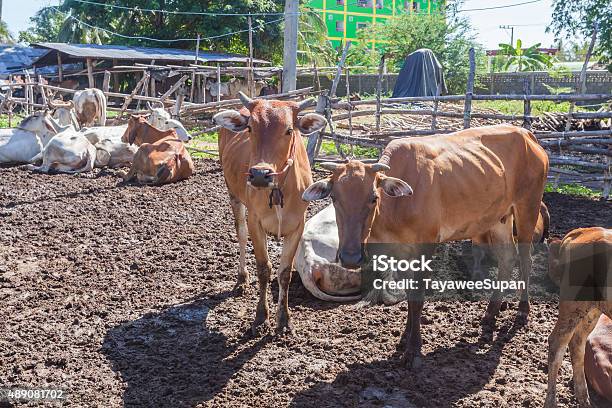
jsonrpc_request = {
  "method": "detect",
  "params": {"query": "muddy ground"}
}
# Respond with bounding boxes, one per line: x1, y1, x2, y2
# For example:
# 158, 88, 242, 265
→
0, 159, 610, 407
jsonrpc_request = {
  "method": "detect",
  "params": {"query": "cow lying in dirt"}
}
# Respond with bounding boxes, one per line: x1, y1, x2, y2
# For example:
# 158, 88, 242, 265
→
297, 201, 550, 302
121, 115, 194, 185
302, 125, 549, 367
296, 204, 362, 302
545, 227, 611, 408
28, 127, 97, 174
44, 103, 190, 170
0, 111, 64, 164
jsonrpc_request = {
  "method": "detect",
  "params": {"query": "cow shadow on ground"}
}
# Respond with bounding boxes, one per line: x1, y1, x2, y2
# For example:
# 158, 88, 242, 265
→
290, 316, 524, 407
102, 290, 270, 407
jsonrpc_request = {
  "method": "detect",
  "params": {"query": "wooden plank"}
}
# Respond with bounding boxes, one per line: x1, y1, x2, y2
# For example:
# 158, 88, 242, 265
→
102, 71, 111, 93
522, 77, 532, 130
330, 42, 351, 98
463, 48, 476, 129
86, 58, 95, 88
114, 72, 150, 123
160, 75, 188, 103
375, 54, 385, 133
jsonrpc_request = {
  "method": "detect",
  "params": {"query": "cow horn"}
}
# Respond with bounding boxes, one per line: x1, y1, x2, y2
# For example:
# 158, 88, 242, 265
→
238, 91, 255, 110
370, 163, 390, 172
319, 162, 343, 172
297, 98, 316, 112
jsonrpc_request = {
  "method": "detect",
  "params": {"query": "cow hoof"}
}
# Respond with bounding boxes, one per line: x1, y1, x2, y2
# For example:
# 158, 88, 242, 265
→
400, 351, 423, 369
251, 320, 270, 337
275, 323, 295, 337
233, 281, 249, 296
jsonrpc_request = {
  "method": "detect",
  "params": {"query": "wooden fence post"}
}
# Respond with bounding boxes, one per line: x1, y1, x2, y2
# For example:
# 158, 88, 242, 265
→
173, 87, 185, 120
431, 83, 441, 131
86, 58, 95, 88
522, 77, 532, 130
330, 42, 351, 98
463, 47, 476, 129
115, 72, 150, 123
37, 75, 47, 107
102, 71, 111, 94
345, 67, 354, 157
375, 54, 385, 133
306, 94, 328, 166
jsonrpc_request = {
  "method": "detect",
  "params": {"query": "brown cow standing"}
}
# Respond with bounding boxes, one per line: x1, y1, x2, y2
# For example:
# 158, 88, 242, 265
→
121, 116, 193, 185
303, 125, 549, 367
545, 227, 611, 408
213, 92, 326, 334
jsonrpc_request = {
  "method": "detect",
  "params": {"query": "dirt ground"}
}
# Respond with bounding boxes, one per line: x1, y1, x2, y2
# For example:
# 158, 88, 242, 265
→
0, 159, 610, 407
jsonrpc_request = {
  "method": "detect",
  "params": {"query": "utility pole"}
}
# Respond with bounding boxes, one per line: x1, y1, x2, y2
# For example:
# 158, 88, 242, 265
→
282, 0, 299, 92
499, 25, 515, 46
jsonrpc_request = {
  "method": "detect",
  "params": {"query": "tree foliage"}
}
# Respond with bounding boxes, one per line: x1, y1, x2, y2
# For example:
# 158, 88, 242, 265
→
548, 0, 611, 71
18, 0, 286, 61
498, 39, 554, 72
346, 12, 484, 94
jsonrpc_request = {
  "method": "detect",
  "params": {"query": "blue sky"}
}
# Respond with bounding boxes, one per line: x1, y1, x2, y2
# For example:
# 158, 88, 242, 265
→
6, 0, 560, 49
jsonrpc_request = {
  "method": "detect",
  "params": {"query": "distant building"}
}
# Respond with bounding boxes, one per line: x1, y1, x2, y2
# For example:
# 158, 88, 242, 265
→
307, 0, 445, 49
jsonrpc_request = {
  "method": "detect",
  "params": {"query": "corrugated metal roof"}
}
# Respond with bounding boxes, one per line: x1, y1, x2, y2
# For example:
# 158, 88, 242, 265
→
0, 44, 47, 76
32, 42, 268, 66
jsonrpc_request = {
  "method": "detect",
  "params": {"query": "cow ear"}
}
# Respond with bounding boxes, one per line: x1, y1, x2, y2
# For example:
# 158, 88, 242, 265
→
302, 179, 332, 201
297, 113, 326, 135
213, 110, 250, 132
378, 176, 413, 197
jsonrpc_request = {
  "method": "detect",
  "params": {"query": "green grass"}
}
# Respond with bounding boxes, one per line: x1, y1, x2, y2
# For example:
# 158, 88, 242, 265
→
473, 100, 575, 116
318, 140, 380, 159
0, 114, 23, 128
545, 183, 601, 198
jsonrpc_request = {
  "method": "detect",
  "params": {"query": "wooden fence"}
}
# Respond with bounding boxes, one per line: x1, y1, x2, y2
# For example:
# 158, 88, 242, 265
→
304, 44, 611, 199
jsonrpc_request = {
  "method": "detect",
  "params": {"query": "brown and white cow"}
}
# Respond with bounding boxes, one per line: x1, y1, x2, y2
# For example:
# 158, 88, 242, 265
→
121, 116, 193, 185
213, 92, 326, 334
303, 125, 549, 367
73, 88, 107, 127
545, 227, 611, 408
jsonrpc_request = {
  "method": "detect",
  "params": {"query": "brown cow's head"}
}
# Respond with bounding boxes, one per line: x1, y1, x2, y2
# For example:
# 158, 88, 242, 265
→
122, 115, 150, 145
302, 161, 413, 269
213, 92, 326, 188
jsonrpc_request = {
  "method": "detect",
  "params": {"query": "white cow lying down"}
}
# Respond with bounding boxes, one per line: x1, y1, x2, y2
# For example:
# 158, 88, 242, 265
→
296, 204, 362, 302
29, 127, 97, 173
30, 114, 193, 174
0, 111, 63, 164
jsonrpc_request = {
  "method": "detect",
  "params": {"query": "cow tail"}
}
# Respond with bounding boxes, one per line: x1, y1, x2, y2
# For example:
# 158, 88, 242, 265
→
540, 205, 550, 244
96, 89, 107, 126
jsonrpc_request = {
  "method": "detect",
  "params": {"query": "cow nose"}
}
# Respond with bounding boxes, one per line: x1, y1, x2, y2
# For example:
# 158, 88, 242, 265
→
248, 167, 273, 188
339, 249, 363, 270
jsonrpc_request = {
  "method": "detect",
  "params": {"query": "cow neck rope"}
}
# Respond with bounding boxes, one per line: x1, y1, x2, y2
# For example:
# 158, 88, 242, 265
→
267, 131, 298, 210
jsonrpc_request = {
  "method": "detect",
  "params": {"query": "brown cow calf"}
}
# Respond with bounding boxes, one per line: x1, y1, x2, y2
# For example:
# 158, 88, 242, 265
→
545, 227, 611, 408
121, 115, 194, 185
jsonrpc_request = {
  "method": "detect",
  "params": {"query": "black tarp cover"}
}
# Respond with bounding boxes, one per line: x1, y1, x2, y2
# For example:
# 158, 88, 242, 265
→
391, 48, 447, 98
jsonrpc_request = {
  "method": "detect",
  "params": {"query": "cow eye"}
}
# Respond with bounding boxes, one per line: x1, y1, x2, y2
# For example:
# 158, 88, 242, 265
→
286, 127, 293, 135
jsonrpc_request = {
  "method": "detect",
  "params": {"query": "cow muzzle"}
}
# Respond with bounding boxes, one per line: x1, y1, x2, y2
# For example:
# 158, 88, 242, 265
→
247, 167, 274, 188
338, 248, 365, 270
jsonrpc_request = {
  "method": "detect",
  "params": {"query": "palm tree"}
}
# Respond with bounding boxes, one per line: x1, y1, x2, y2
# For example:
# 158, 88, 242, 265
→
56, 11, 108, 44
297, 7, 336, 66
498, 39, 553, 72
0, 20, 15, 44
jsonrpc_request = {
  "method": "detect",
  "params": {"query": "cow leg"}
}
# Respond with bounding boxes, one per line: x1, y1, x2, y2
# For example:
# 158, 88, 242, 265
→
514, 201, 541, 319
247, 215, 271, 335
544, 307, 581, 408
483, 219, 516, 324
472, 233, 489, 280
229, 195, 249, 294
276, 222, 304, 335
569, 309, 600, 408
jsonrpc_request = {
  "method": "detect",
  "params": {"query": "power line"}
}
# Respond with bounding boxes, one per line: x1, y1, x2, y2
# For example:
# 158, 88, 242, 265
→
72, 0, 301, 17
457, 0, 543, 12
51, 6, 285, 43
